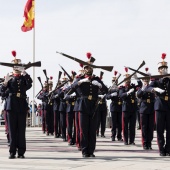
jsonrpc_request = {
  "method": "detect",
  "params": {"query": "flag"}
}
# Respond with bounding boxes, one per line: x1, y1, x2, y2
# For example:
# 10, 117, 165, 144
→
21, 0, 35, 32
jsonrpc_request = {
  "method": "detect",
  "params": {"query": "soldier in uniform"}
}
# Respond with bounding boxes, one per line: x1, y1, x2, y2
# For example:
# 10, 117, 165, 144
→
58, 75, 68, 141
0, 51, 33, 159
119, 67, 142, 145
136, 68, 155, 150
96, 72, 107, 138
106, 71, 123, 141
147, 53, 170, 156
71, 53, 108, 157
52, 80, 62, 138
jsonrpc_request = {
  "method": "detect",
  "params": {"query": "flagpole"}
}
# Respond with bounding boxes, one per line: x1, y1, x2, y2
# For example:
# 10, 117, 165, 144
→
32, 0, 35, 127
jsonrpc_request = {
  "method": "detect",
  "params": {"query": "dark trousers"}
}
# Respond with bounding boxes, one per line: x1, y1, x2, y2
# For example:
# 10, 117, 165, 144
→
60, 112, 66, 139
122, 111, 136, 143
46, 108, 54, 134
111, 111, 122, 139
96, 110, 107, 136
80, 111, 98, 155
140, 113, 154, 147
42, 110, 46, 132
67, 111, 76, 143
54, 110, 61, 136
7, 111, 26, 155
155, 111, 170, 153
75, 112, 81, 148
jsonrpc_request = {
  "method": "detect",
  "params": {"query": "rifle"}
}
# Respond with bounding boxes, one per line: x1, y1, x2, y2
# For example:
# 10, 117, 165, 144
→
59, 64, 73, 82
138, 74, 170, 80
43, 69, 49, 85
117, 60, 145, 86
35, 77, 44, 98
48, 71, 62, 104
0, 61, 41, 70
125, 66, 148, 76
56, 51, 113, 72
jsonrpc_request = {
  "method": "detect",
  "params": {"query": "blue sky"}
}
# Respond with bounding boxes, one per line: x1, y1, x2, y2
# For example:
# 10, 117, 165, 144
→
0, 0, 170, 103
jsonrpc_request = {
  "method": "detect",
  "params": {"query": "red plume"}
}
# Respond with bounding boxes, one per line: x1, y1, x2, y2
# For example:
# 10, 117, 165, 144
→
125, 67, 128, 73
145, 67, 149, 72
86, 52, 92, 59
162, 53, 166, 60
114, 71, 118, 76
50, 76, 53, 80
11, 50, 16, 57
80, 63, 83, 68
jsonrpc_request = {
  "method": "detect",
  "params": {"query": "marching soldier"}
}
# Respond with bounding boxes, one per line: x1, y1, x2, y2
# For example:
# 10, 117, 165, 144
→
71, 53, 108, 157
96, 72, 107, 138
136, 68, 155, 150
0, 51, 33, 159
119, 67, 142, 145
106, 71, 123, 141
147, 53, 170, 156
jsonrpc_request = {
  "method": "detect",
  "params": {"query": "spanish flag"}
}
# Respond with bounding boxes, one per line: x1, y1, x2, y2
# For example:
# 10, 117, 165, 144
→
21, 0, 35, 32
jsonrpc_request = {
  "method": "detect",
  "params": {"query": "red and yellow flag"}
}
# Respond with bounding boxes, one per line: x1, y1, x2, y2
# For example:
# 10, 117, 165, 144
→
21, 0, 35, 32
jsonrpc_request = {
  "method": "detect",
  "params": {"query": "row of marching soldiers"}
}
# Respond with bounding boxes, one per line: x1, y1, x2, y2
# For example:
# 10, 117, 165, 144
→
36, 52, 170, 157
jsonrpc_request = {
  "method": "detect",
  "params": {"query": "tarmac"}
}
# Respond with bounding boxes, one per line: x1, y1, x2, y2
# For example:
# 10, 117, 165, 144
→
0, 126, 170, 170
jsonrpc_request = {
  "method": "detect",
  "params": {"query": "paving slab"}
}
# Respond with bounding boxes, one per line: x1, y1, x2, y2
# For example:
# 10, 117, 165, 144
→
0, 126, 169, 170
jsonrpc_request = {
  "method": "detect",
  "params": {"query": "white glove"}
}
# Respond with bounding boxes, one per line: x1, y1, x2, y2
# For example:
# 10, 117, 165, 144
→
21, 70, 27, 76
127, 88, 134, 95
78, 77, 90, 85
54, 94, 58, 98
4, 73, 12, 85
98, 94, 104, 98
70, 92, 76, 98
154, 87, 165, 94
92, 80, 102, 88
111, 92, 118, 97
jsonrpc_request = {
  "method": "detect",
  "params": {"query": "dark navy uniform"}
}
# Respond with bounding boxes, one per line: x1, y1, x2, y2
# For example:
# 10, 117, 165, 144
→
1, 73, 32, 156
137, 87, 155, 149
148, 77, 170, 155
106, 88, 122, 141
52, 88, 61, 138
71, 75, 108, 156
119, 81, 142, 144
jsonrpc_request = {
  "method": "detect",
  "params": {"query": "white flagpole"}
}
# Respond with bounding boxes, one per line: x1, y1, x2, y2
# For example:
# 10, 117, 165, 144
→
32, 0, 35, 127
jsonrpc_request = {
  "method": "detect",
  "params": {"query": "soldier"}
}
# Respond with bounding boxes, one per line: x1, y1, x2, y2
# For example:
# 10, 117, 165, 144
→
52, 80, 62, 138
106, 71, 123, 141
119, 67, 142, 145
71, 53, 108, 157
37, 77, 54, 135
147, 53, 170, 156
58, 75, 68, 141
136, 68, 155, 150
96, 72, 108, 138
0, 51, 33, 159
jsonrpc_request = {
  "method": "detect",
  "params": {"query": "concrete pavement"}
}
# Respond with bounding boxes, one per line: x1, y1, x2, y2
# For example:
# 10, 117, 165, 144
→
0, 126, 169, 170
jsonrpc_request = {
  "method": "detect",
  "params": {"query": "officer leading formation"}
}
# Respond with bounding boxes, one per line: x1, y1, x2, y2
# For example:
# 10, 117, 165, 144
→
1, 51, 170, 158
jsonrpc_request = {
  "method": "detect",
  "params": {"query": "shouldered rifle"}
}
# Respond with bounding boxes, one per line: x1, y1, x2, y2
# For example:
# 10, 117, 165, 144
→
35, 77, 43, 98
48, 71, 62, 104
138, 74, 170, 80
59, 64, 73, 82
117, 60, 145, 86
43, 69, 49, 84
56, 51, 113, 72
0, 61, 41, 69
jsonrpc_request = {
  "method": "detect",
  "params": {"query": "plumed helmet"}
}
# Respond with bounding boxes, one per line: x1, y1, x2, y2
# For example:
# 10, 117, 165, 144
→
158, 53, 168, 69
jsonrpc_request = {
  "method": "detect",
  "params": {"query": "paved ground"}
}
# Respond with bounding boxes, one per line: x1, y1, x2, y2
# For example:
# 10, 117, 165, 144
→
0, 126, 169, 170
